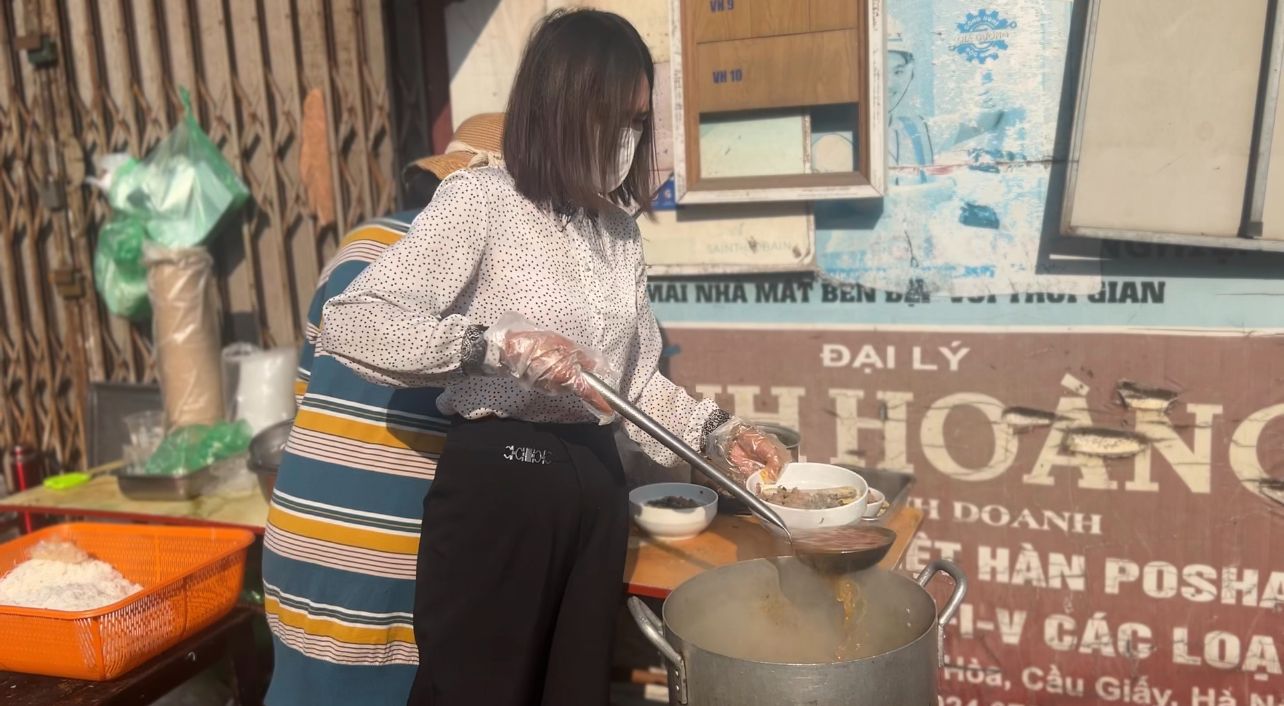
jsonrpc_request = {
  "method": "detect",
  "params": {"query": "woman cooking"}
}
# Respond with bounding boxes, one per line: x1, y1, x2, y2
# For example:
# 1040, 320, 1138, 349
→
317, 9, 787, 705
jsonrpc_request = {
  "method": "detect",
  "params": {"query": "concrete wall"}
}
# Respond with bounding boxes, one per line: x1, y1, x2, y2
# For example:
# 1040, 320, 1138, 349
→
447, 0, 1284, 700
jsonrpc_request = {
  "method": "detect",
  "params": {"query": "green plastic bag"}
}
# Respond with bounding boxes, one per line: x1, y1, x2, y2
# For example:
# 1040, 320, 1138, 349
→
144, 420, 252, 476
194, 419, 253, 466
92, 217, 151, 320
109, 87, 249, 249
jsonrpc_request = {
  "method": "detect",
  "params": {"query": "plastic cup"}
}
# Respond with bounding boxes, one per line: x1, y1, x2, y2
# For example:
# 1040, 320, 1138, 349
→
124, 410, 166, 453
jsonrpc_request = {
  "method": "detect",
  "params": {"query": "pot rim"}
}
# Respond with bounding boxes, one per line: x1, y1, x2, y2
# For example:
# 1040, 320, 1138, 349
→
659, 559, 940, 666
664, 618, 938, 667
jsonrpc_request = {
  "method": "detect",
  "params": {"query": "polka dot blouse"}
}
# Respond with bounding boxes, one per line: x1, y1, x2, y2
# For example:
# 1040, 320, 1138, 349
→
317, 165, 724, 466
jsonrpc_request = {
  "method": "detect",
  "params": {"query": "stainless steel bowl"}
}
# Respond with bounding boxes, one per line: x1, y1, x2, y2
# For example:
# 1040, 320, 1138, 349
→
247, 420, 292, 500
117, 466, 212, 501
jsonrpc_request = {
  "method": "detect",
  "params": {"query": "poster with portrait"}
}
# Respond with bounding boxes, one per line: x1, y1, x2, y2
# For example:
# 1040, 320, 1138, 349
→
816, 0, 1101, 296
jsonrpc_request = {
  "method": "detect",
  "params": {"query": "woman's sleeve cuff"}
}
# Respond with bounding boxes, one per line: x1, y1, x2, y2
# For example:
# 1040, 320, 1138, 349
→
461, 325, 489, 375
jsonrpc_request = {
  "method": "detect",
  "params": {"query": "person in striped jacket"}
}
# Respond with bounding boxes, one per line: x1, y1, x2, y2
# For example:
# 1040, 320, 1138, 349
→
261, 115, 503, 706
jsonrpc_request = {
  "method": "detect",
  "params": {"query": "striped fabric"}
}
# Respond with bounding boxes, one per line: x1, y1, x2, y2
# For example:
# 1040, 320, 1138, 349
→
263, 215, 442, 706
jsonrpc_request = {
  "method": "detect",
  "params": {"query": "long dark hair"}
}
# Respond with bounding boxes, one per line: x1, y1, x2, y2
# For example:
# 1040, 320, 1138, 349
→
503, 9, 655, 213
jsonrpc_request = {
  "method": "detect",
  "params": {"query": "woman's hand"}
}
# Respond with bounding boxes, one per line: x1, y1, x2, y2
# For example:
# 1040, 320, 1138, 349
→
485, 312, 614, 417
708, 420, 790, 486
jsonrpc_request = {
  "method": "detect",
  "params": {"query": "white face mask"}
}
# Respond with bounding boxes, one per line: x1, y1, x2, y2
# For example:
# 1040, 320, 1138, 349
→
603, 127, 643, 193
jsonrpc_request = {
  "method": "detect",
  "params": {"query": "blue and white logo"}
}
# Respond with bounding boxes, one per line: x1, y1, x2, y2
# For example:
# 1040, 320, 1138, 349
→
652, 176, 677, 211
950, 9, 1016, 64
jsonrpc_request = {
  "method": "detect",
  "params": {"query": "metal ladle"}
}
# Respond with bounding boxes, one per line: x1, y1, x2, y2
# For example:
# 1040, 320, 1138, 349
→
581, 373, 894, 575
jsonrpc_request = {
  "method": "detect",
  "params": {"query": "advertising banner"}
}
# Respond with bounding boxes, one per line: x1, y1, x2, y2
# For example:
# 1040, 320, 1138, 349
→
653, 282, 1284, 703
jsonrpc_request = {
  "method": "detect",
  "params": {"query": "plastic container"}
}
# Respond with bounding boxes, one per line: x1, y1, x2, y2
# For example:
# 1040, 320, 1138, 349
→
234, 347, 297, 434
123, 410, 166, 452
221, 342, 260, 421
0, 523, 254, 680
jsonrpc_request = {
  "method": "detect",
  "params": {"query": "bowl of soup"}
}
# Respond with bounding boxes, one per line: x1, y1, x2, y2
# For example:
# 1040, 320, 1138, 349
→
746, 463, 868, 530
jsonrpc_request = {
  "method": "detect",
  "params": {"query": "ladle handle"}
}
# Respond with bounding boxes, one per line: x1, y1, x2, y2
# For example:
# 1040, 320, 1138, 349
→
581, 372, 790, 537
627, 598, 689, 705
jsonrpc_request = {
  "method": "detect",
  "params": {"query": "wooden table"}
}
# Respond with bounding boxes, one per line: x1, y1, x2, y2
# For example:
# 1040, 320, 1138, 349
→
622, 506, 924, 598
0, 607, 264, 706
0, 476, 924, 599
0, 477, 268, 534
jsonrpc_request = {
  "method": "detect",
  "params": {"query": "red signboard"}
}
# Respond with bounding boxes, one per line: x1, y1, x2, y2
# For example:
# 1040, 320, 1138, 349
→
664, 327, 1284, 705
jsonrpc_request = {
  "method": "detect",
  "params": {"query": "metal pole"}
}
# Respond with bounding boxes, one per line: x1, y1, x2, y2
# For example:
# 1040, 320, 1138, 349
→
581, 372, 790, 537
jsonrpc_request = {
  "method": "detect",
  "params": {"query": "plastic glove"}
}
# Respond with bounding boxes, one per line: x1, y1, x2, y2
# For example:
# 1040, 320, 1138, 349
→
483, 312, 617, 419
706, 419, 790, 487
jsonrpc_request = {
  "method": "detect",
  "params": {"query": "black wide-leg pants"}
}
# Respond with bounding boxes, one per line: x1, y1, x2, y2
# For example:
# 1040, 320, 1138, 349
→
408, 417, 629, 706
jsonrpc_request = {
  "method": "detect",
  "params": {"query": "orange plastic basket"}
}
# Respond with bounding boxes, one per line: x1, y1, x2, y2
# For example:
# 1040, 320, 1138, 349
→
0, 522, 255, 680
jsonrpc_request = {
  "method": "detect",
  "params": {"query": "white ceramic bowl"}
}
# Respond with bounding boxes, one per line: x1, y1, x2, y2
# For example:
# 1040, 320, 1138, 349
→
746, 462, 868, 531
862, 487, 887, 519
629, 483, 718, 542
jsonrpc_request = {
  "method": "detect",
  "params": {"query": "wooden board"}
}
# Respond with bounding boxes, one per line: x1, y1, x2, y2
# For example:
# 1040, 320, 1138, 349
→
692, 0, 858, 42
693, 30, 860, 113
808, 0, 861, 32
624, 505, 924, 598
692, 0, 752, 43
0, 477, 269, 534
749, 0, 810, 38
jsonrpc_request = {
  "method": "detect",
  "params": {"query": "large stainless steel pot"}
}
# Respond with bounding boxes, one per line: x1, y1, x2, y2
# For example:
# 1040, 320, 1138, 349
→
629, 558, 966, 706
